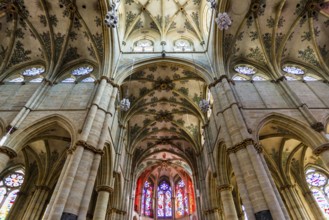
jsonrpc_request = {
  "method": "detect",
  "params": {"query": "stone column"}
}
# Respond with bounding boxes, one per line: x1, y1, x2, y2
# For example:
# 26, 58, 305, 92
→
218, 184, 238, 220
278, 185, 309, 219
93, 185, 113, 220
22, 185, 50, 220
209, 77, 288, 220
0, 146, 17, 172
303, 190, 326, 220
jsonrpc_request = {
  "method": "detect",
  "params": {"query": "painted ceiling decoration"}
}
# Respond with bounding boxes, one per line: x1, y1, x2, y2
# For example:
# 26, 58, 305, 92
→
120, 63, 208, 175
0, 0, 105, 81
224, 0, 329, 80
117, 0, 212, 52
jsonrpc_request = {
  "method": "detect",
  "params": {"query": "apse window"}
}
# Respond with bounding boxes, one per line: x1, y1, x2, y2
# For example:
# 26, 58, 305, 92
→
133, 39, 154, 52
305, 168, 329, 218
0, 169, 24, 219
173, 39, 193, 52
157, 180, 172, 217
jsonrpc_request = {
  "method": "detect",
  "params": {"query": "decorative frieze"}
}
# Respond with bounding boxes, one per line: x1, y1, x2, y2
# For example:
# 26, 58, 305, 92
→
0, 146, 17, 159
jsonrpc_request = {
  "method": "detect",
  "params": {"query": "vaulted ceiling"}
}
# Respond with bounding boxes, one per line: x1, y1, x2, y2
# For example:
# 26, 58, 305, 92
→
222, 0, 329, 79
118, 0, 211, 52
1, 0, 329, 180
122, 63, 207, 175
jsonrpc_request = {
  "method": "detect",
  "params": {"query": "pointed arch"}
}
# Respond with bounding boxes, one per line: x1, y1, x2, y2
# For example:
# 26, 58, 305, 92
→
256, 113, 326, 148
6, 114, 76, 152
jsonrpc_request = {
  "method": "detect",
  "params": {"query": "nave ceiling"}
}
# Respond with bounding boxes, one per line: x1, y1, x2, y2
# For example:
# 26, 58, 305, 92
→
0, 0, 329, 179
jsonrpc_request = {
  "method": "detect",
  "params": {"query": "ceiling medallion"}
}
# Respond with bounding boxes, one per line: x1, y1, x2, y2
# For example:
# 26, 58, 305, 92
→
104, 3, 119, 28
199, 99, 210, 113
215, 12, 232, 30
154, 77, 174, 91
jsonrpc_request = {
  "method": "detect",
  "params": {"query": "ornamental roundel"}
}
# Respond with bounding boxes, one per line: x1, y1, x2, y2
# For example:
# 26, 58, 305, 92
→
306, 172, 327, 187
4, 173, 24, 188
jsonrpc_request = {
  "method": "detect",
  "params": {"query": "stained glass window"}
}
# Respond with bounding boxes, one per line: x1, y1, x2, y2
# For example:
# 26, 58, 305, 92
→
141, 180, 153, 217
0, 169, 24, 220
72, 66, 94, 76
305, 168, 329, 218
81, 77, 95, 83
234, 65, 256, 75
22, 67, 45, 76
283, 66, 304, 75
62, 77, 75, 83
133, 39, 154, 52
9, 77, 24, 83
157, 180, 172, 217
175, 180, 189, 217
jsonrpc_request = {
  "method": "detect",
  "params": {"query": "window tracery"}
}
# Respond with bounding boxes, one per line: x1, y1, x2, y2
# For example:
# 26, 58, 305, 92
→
22, 67, 45, 76
157, 180, 172, 217
173, 39, 193, 52
133, 39, 154, 52
305, 168, 329, 218
72, 66, 94, 76
141, 180, 153, 217
0, 169, 24, 220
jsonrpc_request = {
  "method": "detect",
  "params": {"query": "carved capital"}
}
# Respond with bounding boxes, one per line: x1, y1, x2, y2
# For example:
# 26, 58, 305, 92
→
100, 76, 119, 88
204, 207, 221, 215
0, 146, 17, 159
217, 184, 233, 192
275, 76, 286, 83
227, 138, 254, 154
96, 185, 113, 193
208, 75, 230, 88
107, 208, 127, 215
311, 122, 325, 132
67, 140, 104, 155
313, 143, 329, 156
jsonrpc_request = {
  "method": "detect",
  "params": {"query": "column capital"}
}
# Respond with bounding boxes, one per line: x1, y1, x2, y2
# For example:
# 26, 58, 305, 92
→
310, 122, 325, 132
203, 207, 222, 215
96, 185, 113, 193
99, 76, 119, 88
217, 184, 233, 192
67, 140, 104, 155
107, 208, 127, 215
208, 75, 232, 88
226, 138, 254, 154
313, 143, 329, 156
0, 146, 17, 159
